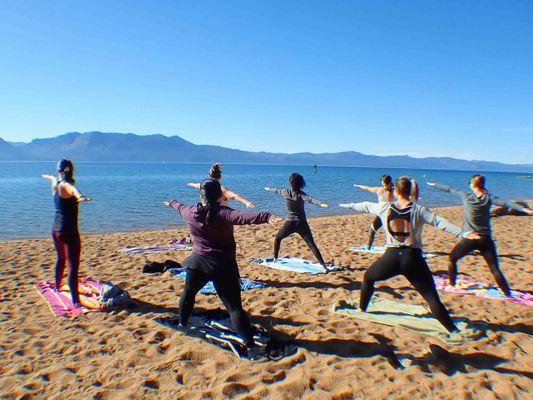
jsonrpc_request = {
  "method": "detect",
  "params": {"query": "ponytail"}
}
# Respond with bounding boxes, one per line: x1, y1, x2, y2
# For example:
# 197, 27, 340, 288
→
208, 163, 222, 180
56, 158, 75, 184
200, 179, 223, 227
381, 174, 393, 192
410, 179, 419, 202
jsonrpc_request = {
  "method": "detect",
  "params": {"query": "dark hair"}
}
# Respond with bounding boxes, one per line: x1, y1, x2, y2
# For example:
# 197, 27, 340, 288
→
56, 158, 75, 184
381, 174, 393, 192
200, 179, 223, 226
395, 176, 418, 199
208, 163, 222, 180
289, 173, 305, 193
470, 174, 485, 189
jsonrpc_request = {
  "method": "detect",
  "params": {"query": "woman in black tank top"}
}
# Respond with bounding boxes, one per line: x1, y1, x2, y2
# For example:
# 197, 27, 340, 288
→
42, 159, 91, 307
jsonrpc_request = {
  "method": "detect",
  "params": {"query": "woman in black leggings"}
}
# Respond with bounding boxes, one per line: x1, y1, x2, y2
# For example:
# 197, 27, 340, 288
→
163, 179, 281, 355
265, 173, 329, 270
42, 159, 91, 307
341, 177, 479, 337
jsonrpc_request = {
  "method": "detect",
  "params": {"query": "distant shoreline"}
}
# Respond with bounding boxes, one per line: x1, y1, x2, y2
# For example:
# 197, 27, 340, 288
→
1, 160, 532, 174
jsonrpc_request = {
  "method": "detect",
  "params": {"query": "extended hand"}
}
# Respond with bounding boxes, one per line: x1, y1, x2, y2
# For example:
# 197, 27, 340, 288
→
245, 201, 256, 208
320, 203, 329, 208
41, 174, 55, 181
426, 181, 436, 187
264, 187, 271, 191
162, 201, 170, 207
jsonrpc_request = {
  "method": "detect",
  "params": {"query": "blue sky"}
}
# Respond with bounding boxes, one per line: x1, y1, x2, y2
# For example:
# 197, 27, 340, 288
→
0, 1, 532, 164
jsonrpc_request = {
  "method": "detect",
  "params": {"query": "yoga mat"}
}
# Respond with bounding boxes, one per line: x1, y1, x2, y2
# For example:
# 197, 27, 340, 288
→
249, 257, 341, 274
154, 312, 297, 361
333, 297, 482, 345
349, 245, 437, 258
36, 278, 103, 317
434, 275, 533, 306
121, 243, 192, 255
167, 268, 266, 294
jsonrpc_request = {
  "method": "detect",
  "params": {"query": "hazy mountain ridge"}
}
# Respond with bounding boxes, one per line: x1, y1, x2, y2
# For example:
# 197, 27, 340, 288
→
2, 131, 532, 172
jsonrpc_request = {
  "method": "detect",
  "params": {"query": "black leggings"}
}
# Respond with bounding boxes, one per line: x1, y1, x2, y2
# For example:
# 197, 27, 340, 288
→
449, 236, 511, 296
360, 247, 457, 332
274, 220, 325, 265
52, 230, 81, 304
179, 266, 255, 346
368, 216, 383, 249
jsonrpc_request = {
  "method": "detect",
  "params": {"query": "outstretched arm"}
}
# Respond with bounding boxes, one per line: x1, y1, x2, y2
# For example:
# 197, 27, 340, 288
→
339, 201, 382, 215
41, 174, 58, 196
491, 196, 533, 215
301, 193, 329, 208
264, 187, 289, 197
418, 205, 479, 239
426, 182, 467, 198
219, 208, 280, 225
222, 187, 255, 208
186, 182, 201, 189
353, 184, 381, 194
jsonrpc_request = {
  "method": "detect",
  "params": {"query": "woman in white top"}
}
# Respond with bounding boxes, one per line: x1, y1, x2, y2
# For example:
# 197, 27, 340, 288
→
353, 175, 395, 249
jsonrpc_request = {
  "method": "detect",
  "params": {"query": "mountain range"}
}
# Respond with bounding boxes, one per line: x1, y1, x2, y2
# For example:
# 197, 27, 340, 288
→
1, 131, 531, 172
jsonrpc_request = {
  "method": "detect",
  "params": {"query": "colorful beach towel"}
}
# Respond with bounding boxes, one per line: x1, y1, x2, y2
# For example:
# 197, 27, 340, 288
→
333, 297, 482, 345
36, 278, 103, 317
434, 275, 533, 306
155, 311, 297, 361
349, 245, 437, 258
248, 257, 341, 274
167, 268, 266, 294
121, 242, 192, 255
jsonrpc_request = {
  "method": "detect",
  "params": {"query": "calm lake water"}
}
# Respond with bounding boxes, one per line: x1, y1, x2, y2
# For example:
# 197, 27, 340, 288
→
1, 162, 531, 240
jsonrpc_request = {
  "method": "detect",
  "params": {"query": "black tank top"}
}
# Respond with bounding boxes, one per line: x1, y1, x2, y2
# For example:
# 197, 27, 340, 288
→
53, 185, 79, 232
387, 203, 412, 243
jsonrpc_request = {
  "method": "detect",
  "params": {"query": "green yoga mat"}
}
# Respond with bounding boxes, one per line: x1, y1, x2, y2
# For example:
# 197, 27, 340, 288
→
333, 297, 482, 344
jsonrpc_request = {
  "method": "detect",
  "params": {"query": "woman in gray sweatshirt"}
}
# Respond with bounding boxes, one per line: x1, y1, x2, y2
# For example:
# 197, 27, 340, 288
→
427, 175, 533, 296
341, 177, 479, 335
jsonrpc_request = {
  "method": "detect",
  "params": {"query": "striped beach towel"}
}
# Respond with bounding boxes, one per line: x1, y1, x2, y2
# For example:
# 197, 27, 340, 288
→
434, 275, 533, 306
167, 268, 266, 294
249, 257, 341, 274
36, 278, 103, 317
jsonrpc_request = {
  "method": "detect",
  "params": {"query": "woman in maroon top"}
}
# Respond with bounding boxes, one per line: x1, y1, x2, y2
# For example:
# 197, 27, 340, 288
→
163, 179, 281, 354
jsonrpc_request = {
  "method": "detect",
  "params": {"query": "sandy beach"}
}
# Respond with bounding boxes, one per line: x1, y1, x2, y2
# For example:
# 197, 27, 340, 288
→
0, 204, 531, 400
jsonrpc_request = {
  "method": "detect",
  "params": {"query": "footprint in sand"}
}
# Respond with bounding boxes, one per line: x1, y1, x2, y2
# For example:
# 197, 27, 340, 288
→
222, 383, 250, 397
143, 379, 159, 390
262, 370, 287, 384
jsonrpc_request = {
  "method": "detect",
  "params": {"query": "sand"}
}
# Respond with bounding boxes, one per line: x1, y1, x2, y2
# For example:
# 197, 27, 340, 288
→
0, 205, 532, 400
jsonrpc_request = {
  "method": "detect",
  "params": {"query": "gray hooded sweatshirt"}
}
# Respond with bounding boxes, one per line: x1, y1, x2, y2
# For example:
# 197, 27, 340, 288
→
341, 201, 468, 248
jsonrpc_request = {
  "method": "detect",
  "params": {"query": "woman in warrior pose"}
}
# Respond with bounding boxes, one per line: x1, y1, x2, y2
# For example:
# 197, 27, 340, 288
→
353, 175, 395, 249
265, 173, 329, 271
187, 163, 255, 208
164, 179, 281, 356
427, 175, 533, 296
341, 177, 479, 337
42, 159, 91, 307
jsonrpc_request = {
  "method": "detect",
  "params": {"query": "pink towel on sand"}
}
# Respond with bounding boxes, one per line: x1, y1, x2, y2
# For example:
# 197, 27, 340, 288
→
36, 278, 103, 317
434, 275, 532, 306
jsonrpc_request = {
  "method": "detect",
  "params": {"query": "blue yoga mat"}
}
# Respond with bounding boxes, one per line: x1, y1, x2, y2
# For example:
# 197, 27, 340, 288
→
168, 268, 266, 294
249, 257, 341, 274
